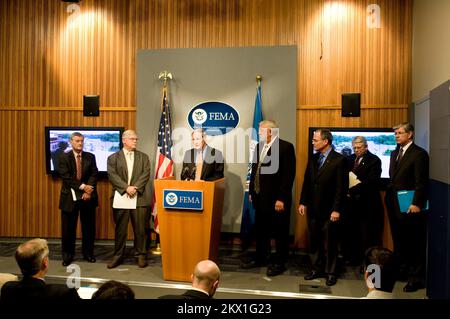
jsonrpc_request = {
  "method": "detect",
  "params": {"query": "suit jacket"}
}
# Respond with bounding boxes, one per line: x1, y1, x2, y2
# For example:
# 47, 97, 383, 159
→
300, 149, 349, 220
158, 289, 211, 299
181, 146, 224, 181
348, 151, 383, 218
107, 149, 151, 207
0, 277, 80, 301
388, 143, 429, 213
249, 138, 296, 205
58, 151, 99, 212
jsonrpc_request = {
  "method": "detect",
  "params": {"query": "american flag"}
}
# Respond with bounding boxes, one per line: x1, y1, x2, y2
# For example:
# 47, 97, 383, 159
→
152, 88, 174, 233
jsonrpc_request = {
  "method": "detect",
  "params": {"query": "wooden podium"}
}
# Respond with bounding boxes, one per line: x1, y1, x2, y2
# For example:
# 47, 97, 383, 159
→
154, 177, 225, 282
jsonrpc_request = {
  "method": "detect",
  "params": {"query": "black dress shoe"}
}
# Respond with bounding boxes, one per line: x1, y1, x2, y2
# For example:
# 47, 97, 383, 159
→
403, 281, 424, 292
62, 259, 72, 267
83, 255, 96, 263
266, 264, 287, 277
304, 270, 324, 280
107, 256, 123, 269
326, 275, 337, 286
240, 260, 265, 269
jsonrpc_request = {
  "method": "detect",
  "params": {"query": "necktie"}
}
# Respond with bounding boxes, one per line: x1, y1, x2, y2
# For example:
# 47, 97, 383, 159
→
318, 154, 325, 169
195, 151, 203, 181
254, 145, 269, 194
397, 147, 404, 163
353, 156, 361, 172
76, 154, 82, 180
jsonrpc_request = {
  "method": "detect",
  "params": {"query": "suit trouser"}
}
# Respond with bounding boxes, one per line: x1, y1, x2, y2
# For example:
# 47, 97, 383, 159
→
61, 201, 96, 259
113, 207, 150, 258
253, 194, 291, 265
386, 190, 427, 283
307, 217, 340, 275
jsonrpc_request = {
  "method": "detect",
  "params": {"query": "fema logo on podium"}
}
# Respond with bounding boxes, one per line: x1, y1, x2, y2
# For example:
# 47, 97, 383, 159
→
163, 189, 203, 211
188, 101, 240, 136
165, 192, 178, 206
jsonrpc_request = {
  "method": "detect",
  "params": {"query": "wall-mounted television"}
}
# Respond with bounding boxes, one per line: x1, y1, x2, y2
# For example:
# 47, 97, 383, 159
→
308, 127, 397, 181
45, 127, 124, 177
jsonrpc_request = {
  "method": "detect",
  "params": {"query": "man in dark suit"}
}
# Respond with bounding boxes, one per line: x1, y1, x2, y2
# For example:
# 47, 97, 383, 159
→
385, 122, 429, 292
159, 260, 221, 299
58, 132, 98, 266
299, 129, 348, 286
242, 120, 296, 277
107, 130, 151, 269
180, 128, 224, 181
343, 136, 383, 268
0, 238, 80, 301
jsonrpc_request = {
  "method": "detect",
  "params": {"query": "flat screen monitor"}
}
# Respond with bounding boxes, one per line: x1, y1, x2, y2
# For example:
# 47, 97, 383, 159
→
308, 127, 396, 181
45, 127, 124, 177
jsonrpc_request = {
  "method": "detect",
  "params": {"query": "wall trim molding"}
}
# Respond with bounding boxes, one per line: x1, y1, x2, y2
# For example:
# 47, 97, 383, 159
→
298, 104, 408, 110
0, 107, 136, 112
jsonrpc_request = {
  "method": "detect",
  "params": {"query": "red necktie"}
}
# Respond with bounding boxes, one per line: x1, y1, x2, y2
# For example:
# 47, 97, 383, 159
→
76, 154, 82, 180
353, 156, 361, 172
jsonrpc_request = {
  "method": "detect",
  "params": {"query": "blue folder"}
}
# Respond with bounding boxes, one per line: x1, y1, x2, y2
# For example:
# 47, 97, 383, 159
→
397, 190, 429, 213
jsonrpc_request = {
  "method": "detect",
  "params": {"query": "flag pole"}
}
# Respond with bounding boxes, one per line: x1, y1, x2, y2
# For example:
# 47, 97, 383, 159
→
150, 70, 173, 256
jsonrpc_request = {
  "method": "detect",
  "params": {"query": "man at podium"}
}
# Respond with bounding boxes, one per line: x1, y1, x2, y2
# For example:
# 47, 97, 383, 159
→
181, 128, 224, 181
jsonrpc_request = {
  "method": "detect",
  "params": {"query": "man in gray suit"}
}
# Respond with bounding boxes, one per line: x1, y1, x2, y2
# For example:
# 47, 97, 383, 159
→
107, 130, 151, 268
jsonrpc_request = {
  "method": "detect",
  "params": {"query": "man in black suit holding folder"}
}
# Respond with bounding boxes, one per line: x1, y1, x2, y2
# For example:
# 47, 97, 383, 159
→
58, 132, 98, 266
385, 122, 429, 292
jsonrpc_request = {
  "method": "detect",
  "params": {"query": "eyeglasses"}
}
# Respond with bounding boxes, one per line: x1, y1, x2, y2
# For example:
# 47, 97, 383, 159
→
394, 132, 407, 136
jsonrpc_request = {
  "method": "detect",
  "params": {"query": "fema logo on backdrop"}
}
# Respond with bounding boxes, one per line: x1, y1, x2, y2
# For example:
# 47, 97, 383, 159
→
188, 101, 240, 136
165, 192, 178, 206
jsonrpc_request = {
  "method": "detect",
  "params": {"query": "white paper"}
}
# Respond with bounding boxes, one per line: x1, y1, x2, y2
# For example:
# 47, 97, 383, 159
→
349, 171, 362, 188
113, 190, 137, 209
77, 287, 98, 299
71, 188, 77, 201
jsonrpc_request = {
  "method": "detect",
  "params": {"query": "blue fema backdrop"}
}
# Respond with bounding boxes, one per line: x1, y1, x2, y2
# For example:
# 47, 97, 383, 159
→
188, 101, 240, 136
163, 189, 203, 211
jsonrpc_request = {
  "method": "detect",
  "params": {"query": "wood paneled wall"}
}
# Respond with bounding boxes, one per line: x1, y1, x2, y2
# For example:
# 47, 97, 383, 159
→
0, 0, 412, 241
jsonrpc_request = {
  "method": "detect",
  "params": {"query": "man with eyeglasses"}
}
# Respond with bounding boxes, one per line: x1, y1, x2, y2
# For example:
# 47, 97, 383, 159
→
385, 122, 429, 292
342, 136, 383, 271
180, 128, 224, 181
106, 130, 151, 269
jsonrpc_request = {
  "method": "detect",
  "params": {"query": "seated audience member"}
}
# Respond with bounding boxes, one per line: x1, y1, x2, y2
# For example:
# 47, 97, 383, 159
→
0, 238, 80, 301
0, 273, 18, 290
362, 247, 397, 299
91, 280, 135, 299
159, 260, 220, 299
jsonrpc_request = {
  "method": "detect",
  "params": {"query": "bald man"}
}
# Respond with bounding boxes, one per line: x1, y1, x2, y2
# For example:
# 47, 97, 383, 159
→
159, 260, 221, 299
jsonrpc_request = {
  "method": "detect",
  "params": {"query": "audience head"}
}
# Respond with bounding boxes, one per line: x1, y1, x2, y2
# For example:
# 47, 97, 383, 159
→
92, 280, 135, 300
191, 260, 221, 297
15, 238, 49, 278
364, 247, 396, 293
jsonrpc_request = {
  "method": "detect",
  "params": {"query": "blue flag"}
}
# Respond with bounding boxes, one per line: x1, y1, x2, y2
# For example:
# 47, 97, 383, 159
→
241, 84, 263, 235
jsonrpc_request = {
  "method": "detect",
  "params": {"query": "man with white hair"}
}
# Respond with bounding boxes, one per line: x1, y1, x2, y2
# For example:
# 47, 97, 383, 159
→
107, 130, 151, 269
242, 120, 296, 277
0, 238, 80, 301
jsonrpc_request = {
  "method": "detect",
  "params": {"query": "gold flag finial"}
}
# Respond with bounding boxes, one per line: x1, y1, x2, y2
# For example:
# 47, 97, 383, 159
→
256, 75, 262, 86
159, 71, 173, 87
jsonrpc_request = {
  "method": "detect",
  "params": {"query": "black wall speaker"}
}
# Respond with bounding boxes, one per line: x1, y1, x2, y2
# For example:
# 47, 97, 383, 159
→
83, 95, 100, 117
342, 93, 361, 117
